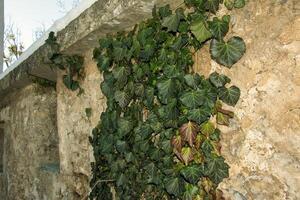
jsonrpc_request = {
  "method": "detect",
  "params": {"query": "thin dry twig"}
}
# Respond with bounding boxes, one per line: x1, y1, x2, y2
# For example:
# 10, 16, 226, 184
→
80, 179, 114, 200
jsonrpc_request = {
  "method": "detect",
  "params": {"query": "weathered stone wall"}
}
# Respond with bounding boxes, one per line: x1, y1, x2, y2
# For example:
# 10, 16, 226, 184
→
193, 0, 300, 199
56, 50, 105, 199
0, 84, 60, 200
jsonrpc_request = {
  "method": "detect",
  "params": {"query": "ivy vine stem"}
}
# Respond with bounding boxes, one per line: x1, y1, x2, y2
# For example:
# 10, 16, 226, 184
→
81, 179, 115, 200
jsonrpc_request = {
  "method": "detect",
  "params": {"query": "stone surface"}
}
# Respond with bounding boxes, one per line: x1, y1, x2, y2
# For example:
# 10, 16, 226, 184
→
0, 84, 61, 200
192, 0, 300, 199
56, 50, 106, 199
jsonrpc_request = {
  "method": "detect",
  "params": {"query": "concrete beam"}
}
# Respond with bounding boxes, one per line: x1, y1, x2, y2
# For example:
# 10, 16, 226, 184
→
0, 0, 182, 98
0, 0, 3, 73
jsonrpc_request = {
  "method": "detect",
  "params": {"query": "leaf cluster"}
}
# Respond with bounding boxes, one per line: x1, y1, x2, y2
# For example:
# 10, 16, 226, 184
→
90, 1, 245, 199
46, 32, 84, 91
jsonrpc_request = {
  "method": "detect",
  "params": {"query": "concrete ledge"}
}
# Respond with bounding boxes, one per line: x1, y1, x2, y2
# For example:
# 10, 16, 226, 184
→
0, 0, 182, 98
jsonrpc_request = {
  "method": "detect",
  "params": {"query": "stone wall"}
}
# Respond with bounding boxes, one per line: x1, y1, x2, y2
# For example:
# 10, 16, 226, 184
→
0, 84, 60, 200
192, 0, 300, 199
56, 50, 106, 199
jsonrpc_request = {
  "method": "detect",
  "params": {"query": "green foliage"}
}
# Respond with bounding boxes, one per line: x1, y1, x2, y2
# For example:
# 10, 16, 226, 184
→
210, 36, 246, 67
224, 0, 246, 10
29, 75, 56, 89
90, 1, 246, 199
46, 32, 84, 91
85, 108, 92, 118
190, 19, 212, 43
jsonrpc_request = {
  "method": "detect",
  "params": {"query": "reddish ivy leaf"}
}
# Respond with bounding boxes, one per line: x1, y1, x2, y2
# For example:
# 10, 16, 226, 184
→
171, 135, 183, 152
179, 121, 199, 146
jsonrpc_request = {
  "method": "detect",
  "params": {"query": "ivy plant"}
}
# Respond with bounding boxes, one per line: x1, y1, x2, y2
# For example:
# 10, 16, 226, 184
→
90, 1, 246, 199
46, 32, 84, 91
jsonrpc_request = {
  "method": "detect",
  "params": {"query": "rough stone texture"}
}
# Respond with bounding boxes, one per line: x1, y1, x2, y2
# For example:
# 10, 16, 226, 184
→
56, 50, 105, 199
0, 84, 60, 200
0, 174, 4, 200
193, 0, 300, 199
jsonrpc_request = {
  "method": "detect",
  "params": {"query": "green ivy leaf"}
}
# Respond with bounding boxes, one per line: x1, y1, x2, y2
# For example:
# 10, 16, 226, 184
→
99, 37, 112, 49
116, 140, 128, 153
181, 147, 194, 165
158, 99, 179, 120
210, 129, 221, 141
234, 0, 246, 8
112, 66, 130, 86
187, 108, 212, 124
145, 163, 161, 185
163, 65, 183, 78
162, 14, 180, 32
143, 87, 155, 108
116, 173, 127, 187
158, 5, 172, 18
180, 90, 205, 108
68, 55, 84, 72
198, 87, 218, 109
209, 72, 231, 88
208, 16, 230, 40
161, 139, 173, 154
183, 183, 199, 200
45, 31, 57, 46
205, 155, 229, 184
85, 108, 92, 118
165, 178, 183, 196
157, 79, 177, 104
114, 90, 131, 108
63, 74, 79, 91
117, 118, 134, 137
113, 47, 127, 61
184, 74, 202, 89
218, 86, 241, 106
125, 152, 135, 163
224, 0, 234, 9
184, 0, 205, 9
97, 55, 111, 72
171, 34, 189, 50
191, 19, 212, 43
200, 121, 215, 136
224, 0, 245, 10
201, 140, 214, 157
179, 21, 190, 33
180, 165, 203, 184
134, 123, 153, 140
140, 42, 156, 61
205, 0, 220, 14
210, 36, 246, 67
134, 83, 145, 97
98, 134, 114, 154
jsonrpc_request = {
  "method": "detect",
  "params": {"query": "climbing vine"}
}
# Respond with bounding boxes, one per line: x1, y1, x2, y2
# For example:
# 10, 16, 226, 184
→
89, 1, 246, 199
46, 32, 84, 91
